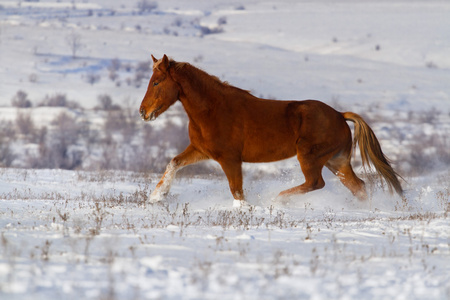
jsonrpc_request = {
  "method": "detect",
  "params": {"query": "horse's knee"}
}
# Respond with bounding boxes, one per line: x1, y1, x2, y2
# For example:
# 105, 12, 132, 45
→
167, 157, 185, 174
169, 157, 181, 168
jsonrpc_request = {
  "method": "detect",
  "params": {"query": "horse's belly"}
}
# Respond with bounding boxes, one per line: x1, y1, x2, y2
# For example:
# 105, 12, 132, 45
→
242, 141, 297, 163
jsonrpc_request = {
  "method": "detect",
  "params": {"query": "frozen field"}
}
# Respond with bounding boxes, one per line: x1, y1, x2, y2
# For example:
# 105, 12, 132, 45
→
0, 0, 449, 299
0, 168, 449, 299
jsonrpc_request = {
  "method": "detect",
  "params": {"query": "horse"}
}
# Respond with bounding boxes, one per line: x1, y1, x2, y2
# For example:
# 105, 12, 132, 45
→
139, 54, 403, 207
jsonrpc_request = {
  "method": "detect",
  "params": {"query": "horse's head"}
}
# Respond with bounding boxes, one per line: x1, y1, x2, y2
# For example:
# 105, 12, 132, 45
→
139, 54, 179, 122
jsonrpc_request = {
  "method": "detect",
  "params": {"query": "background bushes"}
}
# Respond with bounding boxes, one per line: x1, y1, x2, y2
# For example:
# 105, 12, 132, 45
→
2, 91, 191, 173
1, 90, 449, 177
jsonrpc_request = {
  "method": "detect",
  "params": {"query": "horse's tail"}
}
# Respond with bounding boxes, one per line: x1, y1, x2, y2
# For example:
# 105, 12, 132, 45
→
342, 112, 403, 196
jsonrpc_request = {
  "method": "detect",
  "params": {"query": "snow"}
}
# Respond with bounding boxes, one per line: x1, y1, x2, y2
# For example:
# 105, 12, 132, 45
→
1, 0, 450, 111
0, 0, 449, 299
0, 168, 448, 299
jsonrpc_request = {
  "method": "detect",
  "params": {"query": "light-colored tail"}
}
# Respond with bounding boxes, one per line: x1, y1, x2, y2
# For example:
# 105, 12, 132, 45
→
342, 112, 403, 196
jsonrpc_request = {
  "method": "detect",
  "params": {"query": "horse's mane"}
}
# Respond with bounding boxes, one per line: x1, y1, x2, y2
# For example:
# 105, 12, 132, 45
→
170, 60, 253, 97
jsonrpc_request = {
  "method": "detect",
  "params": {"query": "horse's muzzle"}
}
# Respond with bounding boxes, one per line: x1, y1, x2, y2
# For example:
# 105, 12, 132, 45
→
139, 108, 148, 121
140, 106, 162, 122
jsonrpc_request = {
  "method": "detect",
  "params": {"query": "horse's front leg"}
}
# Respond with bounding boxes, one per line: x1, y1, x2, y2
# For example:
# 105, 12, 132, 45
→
150, 145, 208, 203
219, 160, 247, 208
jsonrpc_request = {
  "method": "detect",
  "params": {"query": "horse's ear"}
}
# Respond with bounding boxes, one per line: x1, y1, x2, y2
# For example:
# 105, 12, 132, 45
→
160, 54, 170, 71
151, 55, 158, 63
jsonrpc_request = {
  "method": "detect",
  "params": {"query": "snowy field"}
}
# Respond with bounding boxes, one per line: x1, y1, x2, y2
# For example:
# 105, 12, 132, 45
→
0, 168, 449, 299
1, 0, 449, 299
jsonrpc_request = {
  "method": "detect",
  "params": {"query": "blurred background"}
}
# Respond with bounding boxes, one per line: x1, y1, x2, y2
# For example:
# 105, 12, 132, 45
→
0, 0, 449, 176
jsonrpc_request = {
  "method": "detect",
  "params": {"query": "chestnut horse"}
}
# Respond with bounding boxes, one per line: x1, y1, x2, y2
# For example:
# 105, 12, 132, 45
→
140, 54, 403, 207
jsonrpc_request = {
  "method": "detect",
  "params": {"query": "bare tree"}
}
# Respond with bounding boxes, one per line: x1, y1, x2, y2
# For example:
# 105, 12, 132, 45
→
0, 122, 15, 167
65, 32, 84, 58
15, 111, 36, 137
29, 112, 83, 170
11, 90, 32, 108
97, 94, 113, 110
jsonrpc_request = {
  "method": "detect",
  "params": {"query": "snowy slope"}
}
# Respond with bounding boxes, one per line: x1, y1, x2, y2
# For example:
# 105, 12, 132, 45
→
1, 0, 449, 111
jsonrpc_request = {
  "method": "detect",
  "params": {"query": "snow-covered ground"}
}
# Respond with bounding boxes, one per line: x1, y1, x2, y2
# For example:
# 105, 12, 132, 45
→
0, 0, 449, 299
0, 168, 449, 299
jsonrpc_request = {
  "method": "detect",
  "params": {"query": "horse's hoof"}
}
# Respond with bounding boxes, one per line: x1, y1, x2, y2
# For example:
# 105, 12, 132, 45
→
233, 199, 251, 209
149, 190, 165, 204
273, 194, 290, 206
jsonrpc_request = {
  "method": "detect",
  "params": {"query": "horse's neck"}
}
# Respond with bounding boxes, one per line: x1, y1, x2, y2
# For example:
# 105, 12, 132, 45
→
174, 70, 219, 119
179, 91, 214, 125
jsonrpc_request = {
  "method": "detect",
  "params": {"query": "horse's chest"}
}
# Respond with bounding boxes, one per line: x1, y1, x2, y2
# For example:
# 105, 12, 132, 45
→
188, 121, 237, 158
188, 122, 216, 146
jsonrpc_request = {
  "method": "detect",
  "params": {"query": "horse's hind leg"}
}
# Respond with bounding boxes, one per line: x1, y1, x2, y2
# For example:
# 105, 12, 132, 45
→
277, 151, 327, 200
326, 154, 367, 201
150, 144, 208, 203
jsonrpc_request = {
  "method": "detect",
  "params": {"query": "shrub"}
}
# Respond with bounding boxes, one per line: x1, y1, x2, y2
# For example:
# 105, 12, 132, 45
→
103, 106, 137, 144
108, 70, 118, 81
193, 55, 204, 63
0, 142, 14, 167
65, 31, 84, 58
0, 122, 15, 167
172, 17, 183, 27
420, 107, 440, 124
96, 133, 119, 170
38, 94, 81, 109
108, 59, 121, 82
26, 112, 83, 169
97, 94, 121, 111
86, 72, 101, 85
137, 0, 158, 14
29, 73, 38, 83
133, 72, 147, 88
199, 25, 224, 36
11, 90, 32, 108
136, 60, 151, 73
42, 93, 68, 107
108, 58, 121, 72
426, 61, 438, 69
217, 16, 227, 26
15, 111, 36, 137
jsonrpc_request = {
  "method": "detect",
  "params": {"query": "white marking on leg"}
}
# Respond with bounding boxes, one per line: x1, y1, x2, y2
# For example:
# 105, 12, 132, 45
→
233, 199, 243, 208
233, 199, 251, 208
149, 161, 178, 203
232, 191, 250, 208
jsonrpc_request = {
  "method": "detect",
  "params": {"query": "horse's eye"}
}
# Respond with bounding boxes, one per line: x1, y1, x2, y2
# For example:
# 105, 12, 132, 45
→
153, 82, 159, 86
